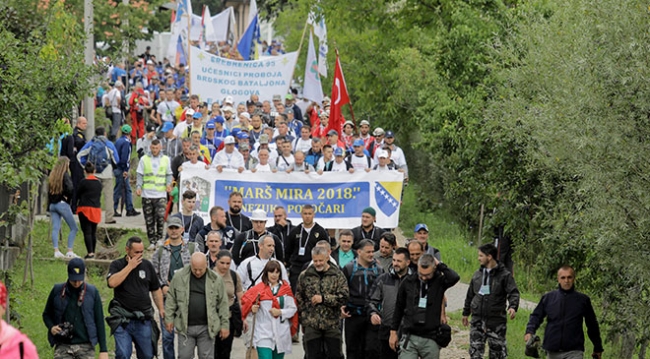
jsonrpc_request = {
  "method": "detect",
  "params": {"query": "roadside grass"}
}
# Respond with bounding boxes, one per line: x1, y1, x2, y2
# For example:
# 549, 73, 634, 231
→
7, 219, 145, 356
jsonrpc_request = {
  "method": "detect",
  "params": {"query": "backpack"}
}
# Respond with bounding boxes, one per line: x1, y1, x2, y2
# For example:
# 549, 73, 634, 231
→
88, 138, 109, 173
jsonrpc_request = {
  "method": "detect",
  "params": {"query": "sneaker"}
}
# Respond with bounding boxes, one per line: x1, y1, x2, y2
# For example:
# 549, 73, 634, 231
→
84, 254, 95, 259
66, 251, 80, 258
105, 220, 117, 224
54, 251, 65, 259
114, 212, 122, 217
148, 243, 157, 251
126, 210, 141, 217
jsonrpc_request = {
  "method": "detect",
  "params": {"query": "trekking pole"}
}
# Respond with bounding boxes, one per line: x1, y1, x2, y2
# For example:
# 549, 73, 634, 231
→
246, 293, 261, 359
120, 172, 126, 215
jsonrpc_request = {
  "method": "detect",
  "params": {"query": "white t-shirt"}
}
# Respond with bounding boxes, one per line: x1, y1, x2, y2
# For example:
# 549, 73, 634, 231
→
275, 154, 295, 172
181, 160, 205, 170
293, 138, 312, 153
317, 157, 331, 171
256, 163, 273, 172
330, 161, 348, 172
349, 154, 371, 170
173, 121, 189, 139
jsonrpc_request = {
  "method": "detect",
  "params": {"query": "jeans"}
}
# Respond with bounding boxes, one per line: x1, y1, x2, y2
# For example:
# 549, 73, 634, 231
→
161, 314, 175, 359
114, 319, 153, 359
110, 112, 123, 140
49, 202, 78, 250
113, 169, 134, 212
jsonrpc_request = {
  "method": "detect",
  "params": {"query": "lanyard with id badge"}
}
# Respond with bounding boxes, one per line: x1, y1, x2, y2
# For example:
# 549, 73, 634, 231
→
181, 214, 193, 243
479, 270, 491, 295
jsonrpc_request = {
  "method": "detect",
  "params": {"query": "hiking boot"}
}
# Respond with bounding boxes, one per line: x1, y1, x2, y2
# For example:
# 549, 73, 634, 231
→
114, 212, 122, 217
126, 210, 141, 217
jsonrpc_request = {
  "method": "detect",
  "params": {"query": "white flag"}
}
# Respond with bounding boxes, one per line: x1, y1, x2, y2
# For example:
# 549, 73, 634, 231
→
303, 32, 324, 104
167, 0, 193, 62
308, 11, 328, 77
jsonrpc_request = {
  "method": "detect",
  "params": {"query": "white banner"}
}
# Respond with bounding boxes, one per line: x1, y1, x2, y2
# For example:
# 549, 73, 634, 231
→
190, 46, 298, 105
179, 168, 404, 228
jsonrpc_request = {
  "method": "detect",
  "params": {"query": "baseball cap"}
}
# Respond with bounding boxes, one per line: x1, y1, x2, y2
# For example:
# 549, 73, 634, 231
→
246, 100, 256, 106
327, 129, 338, 136
162, 121, 174, 132
360, 120, 370, 126
378, 150, 389, 159
251, 209, 267, 221
285, 94, 294, 100
322, 96, 331, 103
373, 127, 385, 136
224, 96, 234, 105
213, 115, 225, 124
236, 132, 249, 140
121, 124, 132, 134
353, 139, 364, 147
222, 106, 234, 113
285, 108, 294, 115
167, 216, 183, 228
259, 134, 269, 144
146, 124, 157, 133
272, 94, 282, 101
185, 109, 195, 119
192, 112, 203, 119
231, 127, 241, 137
224, 136, 236, 145
415, 223, 429, 233
239, 112, 251, 120
344, 120, 355, 128
334, 147, 344, 156
385, 130, 395, 138
239, 143, 250, 151
206, 122, 216, 129
67, 258, 86, 281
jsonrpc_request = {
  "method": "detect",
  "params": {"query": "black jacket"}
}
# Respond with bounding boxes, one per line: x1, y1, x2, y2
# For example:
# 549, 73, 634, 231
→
48, 172, 74, 205
285, 223, 331, 273
462, 263, 520, 323
351, 225, 386, 251
76, 177, 102, 209
231, 230, 283, 266
368, 267, 413, 336
267, 220, 294, 249
391, 263, 460, 339
526, 285, 603, 353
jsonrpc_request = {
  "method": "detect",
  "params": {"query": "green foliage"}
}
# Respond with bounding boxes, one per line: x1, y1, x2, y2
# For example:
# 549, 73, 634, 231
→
60, 0, 168, 58
0, 0, 92, 188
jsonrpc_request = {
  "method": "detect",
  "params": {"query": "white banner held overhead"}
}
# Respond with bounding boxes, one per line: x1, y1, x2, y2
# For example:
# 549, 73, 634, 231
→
179, 168, 404, 228
190, 46, 298, 105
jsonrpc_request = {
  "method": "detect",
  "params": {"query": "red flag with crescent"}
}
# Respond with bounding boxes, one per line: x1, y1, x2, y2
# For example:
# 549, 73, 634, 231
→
326, 54, 349, 136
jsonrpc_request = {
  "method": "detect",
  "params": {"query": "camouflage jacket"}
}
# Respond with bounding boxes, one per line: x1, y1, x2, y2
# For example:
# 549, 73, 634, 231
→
296, 264, 349, 331
152, 241, 199, 287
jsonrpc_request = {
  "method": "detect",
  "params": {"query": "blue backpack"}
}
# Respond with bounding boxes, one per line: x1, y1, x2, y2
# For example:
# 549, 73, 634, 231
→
88, 138, 109, 173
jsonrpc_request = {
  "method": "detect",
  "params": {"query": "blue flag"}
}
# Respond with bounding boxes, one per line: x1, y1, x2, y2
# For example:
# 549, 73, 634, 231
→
237, 15, 259, 61
175, 35, 187, 67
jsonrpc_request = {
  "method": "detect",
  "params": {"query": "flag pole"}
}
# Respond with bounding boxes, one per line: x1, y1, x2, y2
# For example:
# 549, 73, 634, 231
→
187, 6, 192, 96
286, 18, 311, 96
333, 48, 357, 127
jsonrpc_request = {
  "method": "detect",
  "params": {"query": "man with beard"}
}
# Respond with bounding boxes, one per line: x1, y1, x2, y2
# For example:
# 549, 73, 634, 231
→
341, 239, 384, 359
225, 191, 252, 233
285, 205, 331, 293
296, 246, 349, 359
267, 206, 294, 251
351, 207, 385, 251
249, 112, 265, 145
368, 248, 412, 359
195, 206, 238, 252
373, 233, 397, 272
358, 120, 375, 150
231, 209, 284, 266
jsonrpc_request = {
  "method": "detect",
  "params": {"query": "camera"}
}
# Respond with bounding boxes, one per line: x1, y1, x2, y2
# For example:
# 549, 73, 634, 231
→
56, 322, 74, 339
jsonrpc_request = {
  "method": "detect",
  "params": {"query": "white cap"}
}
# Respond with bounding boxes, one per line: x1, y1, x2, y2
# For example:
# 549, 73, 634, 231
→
185, 109, 195, 117
360, 120, 370, 126
224, 96, 234, 105
239, 112, 251, 120
250, 209, 267, 221
222, 106, 234, 113
223, 136, 236, 144
378, 150, 389, 158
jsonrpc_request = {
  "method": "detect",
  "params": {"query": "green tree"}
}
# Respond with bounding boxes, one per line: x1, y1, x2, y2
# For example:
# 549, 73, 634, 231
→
0, 0, 91, 188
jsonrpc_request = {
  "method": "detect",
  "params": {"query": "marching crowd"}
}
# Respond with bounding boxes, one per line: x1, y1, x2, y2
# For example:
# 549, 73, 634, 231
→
2, 57, 602, 359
